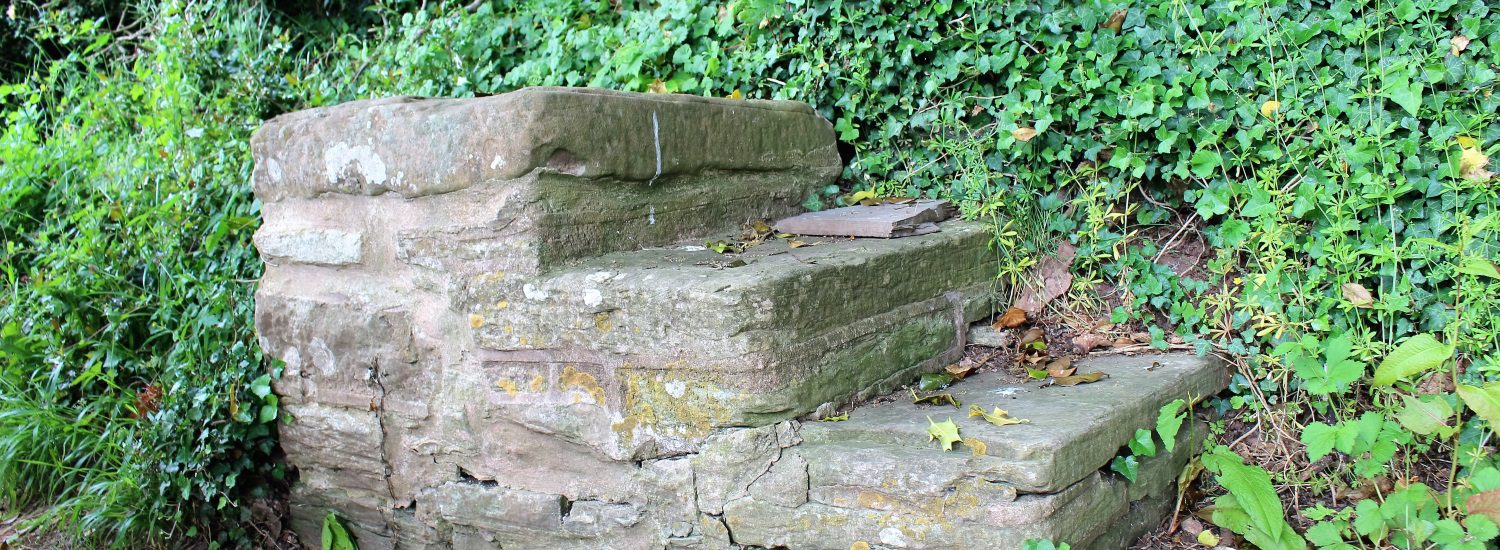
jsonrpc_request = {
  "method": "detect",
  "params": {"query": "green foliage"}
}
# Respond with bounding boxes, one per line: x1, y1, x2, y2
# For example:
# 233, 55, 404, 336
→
1, 0, 292, 545
1021, 540, 1070, 550
322, 512, 358, 550
1202, 446, 1307, 550
1, 0, 1498, 545
1110, 398, 1191, 482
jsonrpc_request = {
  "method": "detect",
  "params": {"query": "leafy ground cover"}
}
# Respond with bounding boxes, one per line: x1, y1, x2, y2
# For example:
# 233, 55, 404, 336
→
1, 0, 1497, 547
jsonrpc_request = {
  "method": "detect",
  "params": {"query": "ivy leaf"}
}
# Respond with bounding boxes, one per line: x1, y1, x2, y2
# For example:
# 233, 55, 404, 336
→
927, 416, 962, 451
1190, 148, 1222, 178
1302, 421, 1339, 461
1217, 218, 1251, 247
1128, 428, 1157, 457
1457, 384, 1500, 428
1372, 333, 1453, 387
1193, 183, 1232, 220
1384, 74, 1422, 116
1111, 454, 1140, 482
1157, 399, 1187, 453
1395, 395, 1454, 436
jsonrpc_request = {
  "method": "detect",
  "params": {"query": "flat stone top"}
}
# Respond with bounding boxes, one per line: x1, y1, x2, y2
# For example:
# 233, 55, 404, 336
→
799, 353, 1229, 492
250, 87, 840, 201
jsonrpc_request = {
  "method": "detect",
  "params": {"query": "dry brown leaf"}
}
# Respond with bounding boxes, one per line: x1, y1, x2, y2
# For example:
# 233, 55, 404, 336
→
1012, 127, 1038, 142
1451, 35, 1471, 56
1045, 358, 1075, 378
1012, 242, 1077, 313
1342, 282, 1374, 308
1468, 489, 1500, 524
993, 307, 1028, 329
1053, 371, 1108, 386
788, 240, 808, 249
1100, 9, 1126, 32
946, 361, 980, 379
1113, 336, 1135, 348
648, 79, 668, 94
1019, 327, 1046, 348
1131, 332, 1152, 344
1073, 333, 1112, 353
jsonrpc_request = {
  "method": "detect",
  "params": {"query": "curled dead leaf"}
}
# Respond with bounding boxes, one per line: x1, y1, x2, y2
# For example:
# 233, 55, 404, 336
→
1451, 35, 1470, 56
1073, 333, 1112, 353
648, 79, 668, 94
1019, 327, 1046, 349
1045, 358, 1075, 378
1012, 127, 1038, 142
993, 307, 1028, 329
1341, 282, 1374, 308
945, 361, 980, 379
1100, 9, 1126, 32
911, 388, 960, 407
1053, 371, 1108, 386
969, 404, 1030, 426
788, 240, 809, 248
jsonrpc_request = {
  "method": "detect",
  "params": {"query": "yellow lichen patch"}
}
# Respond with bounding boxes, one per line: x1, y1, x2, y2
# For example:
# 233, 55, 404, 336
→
494, 378, 519, 396
964, 437, 988, 456
529, 374, 546, 392
856, 490, 892, 510
618, 372, 733, 441
468, 314, 484, 328
851, 542, 871, 550
560, 365, 607, 405
594, 311, 614, 333
503, 323, 514, 335
495, 300, 510, 310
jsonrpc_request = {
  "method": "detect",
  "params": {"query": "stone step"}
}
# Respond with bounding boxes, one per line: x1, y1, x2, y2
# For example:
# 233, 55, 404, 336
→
706, 353, 1229, 550
452, 220, 998, 462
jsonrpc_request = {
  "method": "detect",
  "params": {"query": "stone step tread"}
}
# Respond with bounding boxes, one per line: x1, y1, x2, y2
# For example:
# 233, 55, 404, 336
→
799, 353, 1228, 493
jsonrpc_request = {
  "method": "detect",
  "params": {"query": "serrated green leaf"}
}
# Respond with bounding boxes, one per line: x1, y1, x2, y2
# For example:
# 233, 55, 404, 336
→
1301, 422, 1338, 461
927, 416, 961, 451
1395, 395, 1453, 436
1458, 384, 1500, 428
1457, 258, 1500, 280
1372, 334, 1453, 387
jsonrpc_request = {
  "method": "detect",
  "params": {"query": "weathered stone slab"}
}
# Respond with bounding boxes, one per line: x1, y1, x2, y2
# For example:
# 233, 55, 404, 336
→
457, 221, 997, 460
252, 87, 842, 270
713, 353, 1227, 549
799, 353, 1229, 493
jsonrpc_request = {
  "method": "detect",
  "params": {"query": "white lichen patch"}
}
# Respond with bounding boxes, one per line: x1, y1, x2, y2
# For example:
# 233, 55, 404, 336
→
324, 141, 388, 185
582, 288, 603, 307
522, 283, 550, 301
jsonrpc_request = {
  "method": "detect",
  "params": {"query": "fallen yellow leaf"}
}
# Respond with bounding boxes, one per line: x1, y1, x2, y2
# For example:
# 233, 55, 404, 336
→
969, 404, 1030, 426
648, 79, 667, 94
1012, 127, 1038, 142
851, 543, 872, 550
1260, 99, 1281, 119
1456, 136, 1479, 148
1197, 529, 1220, 546
727, 89, 744, 100
1461, 147, 1493, 181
